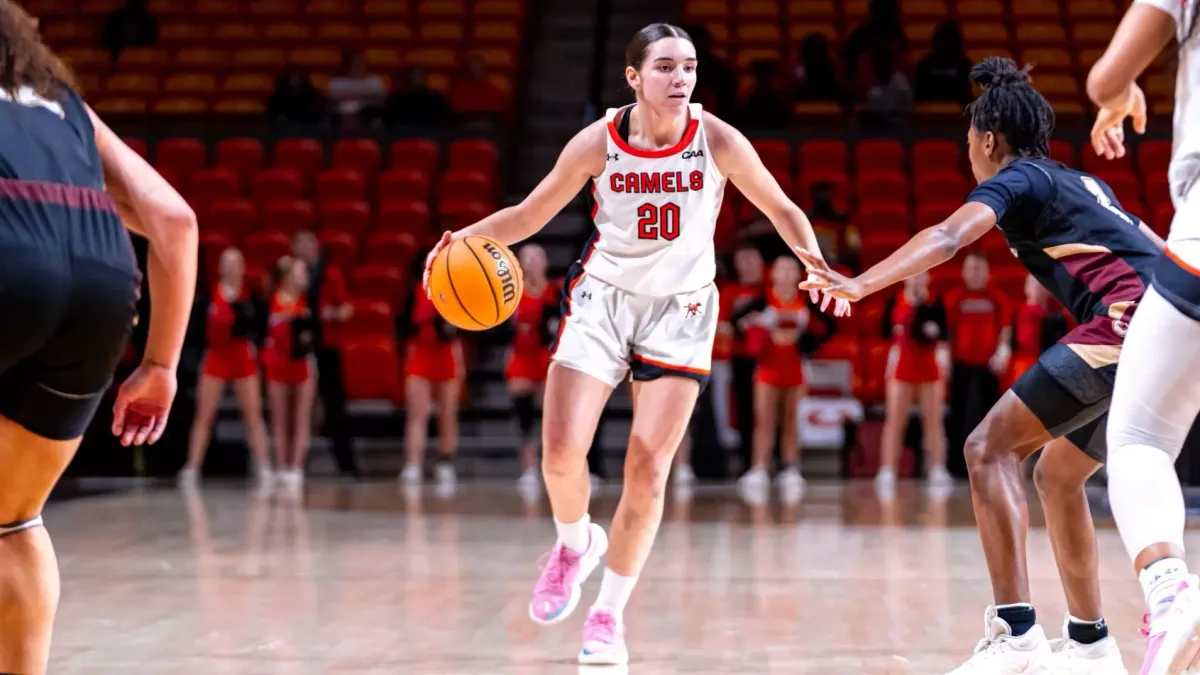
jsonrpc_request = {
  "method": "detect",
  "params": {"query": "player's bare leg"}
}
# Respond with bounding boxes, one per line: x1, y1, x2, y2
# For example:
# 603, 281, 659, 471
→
582, 375, 698, 665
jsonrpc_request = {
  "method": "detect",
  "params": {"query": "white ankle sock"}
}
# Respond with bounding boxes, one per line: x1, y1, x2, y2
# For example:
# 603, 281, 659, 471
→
1141, 557, 1190, 618
593, 567, 637, 620
1107, 443, 1187, 562
555, 514, 591, 553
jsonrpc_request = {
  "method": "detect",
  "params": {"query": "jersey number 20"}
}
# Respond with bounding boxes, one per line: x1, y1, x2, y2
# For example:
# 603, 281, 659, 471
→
637, 202, 680, 241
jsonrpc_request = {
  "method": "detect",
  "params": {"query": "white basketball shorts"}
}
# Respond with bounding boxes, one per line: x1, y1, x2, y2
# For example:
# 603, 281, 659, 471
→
549, 264, 718, 389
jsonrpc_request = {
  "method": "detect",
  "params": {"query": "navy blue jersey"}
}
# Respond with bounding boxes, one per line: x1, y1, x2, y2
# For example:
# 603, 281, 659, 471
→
0, 85, 133, 270
967, 157, 1160, 328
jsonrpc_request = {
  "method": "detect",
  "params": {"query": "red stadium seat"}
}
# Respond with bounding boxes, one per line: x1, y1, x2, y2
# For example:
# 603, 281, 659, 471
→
1139, 140, 1172, 176
319, 200, 373, 237
365, 231, 421, 267
859, 231, 911, 267
378, 199, 432, 237
915, 170, 967, 203
317, 229, 359, 268
916, 200, 960, 228
261, 199, 317, 235
345, 299, 395, 336
315, 168, 367, 202
215, 138, 266, 184
797, 139, 848, 173
203, 199, 259, 239
1094, 171, 1141, 206
911, 139, 961, 173
1049, 139, 1077, 167
123, 137, 147, 158
447, 139, 499, 176
1081, 148, 1132, 174
378, 169, 432, 202
978, 229, 1012, 262
187, 168, 242, 203
855, 171, 908, 204
854, 202, 911, 233
389, 139, 440, 176
350, 264, 407, 309
252, 169, 305, 203
751, 139, 791, 174
855, 139, 905, 173
198, 230, 234, 283
438, 198, 492, 231
332, 139, 383, 181
1154, 202, 1175, 238
439, 169, 496, 203
342, 336, 400, 400
993, 265, 1028, 301
242, 231, 293, 269
795, 171, 850, 211
154, 138, 207, 181
272, 138, 325, 187
1146, 173, 1172, 210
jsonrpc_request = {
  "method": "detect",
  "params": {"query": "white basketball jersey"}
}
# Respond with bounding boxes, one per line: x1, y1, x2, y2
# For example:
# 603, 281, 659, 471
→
582, 103, 725, 297
1138, 1, 1200, 206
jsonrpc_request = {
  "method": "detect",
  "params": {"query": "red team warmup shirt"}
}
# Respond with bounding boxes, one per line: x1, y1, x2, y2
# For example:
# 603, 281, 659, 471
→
505, 281, 559, 382
202, 284, 258, 381
944, 286, 1011, 367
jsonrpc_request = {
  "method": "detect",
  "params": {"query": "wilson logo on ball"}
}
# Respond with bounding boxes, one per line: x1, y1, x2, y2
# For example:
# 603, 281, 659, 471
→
482, 241, 518, 305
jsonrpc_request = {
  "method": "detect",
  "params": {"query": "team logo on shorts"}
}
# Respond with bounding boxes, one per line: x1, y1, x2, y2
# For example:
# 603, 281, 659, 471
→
1113, 318, 1129, 338
685, 302, 702, 318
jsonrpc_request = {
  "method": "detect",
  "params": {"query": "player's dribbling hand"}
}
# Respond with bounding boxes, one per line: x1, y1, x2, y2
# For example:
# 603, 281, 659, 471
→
112, 360, 177, 447
423, 230, 453, 298
794, 247, 862, 312
1091, 82, 1147, 161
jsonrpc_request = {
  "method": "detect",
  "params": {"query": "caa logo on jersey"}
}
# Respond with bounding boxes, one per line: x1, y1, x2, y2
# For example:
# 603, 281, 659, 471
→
681, 150, 705, 160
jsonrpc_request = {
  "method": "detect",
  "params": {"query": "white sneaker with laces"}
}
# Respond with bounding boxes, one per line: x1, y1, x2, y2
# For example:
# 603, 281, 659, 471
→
1048, 615, 1128, 674
946, 606, 1053, 674
1139, 574, 1200, 675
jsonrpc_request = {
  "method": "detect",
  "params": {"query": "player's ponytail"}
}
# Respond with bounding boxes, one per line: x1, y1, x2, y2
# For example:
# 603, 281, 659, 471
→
966, 57, 1054, 159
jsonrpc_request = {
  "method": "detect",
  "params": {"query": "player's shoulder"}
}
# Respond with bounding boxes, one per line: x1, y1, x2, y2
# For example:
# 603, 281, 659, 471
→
699, 109, 739, 150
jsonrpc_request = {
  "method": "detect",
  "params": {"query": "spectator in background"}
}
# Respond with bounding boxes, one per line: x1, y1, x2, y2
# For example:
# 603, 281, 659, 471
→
327, 51, 387, 128
263, 256, 317, 494
1007, 274, 1070, 389
915, 22, 972, 105
877, 271, 952, 493
449, 53, 507, 127
383, 66, 452, 128
790, 33, 840, 103
722, 246, 767, 472
101, 0, 157, 60
843, 0, 908, 89
685, 24, 737, 117
863, 47, 914, 127
739, 60, 791, 129
943, 252, 1012, 478
292, 231, 358, 478
267, 68, 327, 128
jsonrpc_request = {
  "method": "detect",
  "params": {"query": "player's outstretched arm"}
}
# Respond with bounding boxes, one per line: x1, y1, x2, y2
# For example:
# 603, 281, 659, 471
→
798, 202, 996, 302
704, 112, 848, 316
422, 120, 606, 293
1087, 3, 1175, 158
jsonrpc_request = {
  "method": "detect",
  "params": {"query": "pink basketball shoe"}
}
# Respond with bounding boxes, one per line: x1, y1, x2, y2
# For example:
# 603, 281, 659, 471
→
1139, 575, 1200, 675
527, 523, 607, 625
579, 608, 628, 666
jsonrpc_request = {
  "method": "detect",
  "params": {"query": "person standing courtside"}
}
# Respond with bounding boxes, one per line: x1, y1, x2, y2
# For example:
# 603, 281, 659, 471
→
291, 230, 357, 477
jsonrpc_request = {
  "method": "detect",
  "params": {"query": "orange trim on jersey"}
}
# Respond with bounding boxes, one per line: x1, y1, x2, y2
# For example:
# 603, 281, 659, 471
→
589, 181, 598, 220
632, 353, 710, 376
1167, 246, 1200, 279
606, 115, 700, 159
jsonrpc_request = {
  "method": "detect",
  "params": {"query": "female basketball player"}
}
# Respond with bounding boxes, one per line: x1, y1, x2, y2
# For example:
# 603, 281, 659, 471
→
735, 256, 833, 500
180, 248, 272, 488
0, 4, 197, 672
400, 284, 463, 489
263, 257, 316, 492
506, 244, 558, 490
423, 23, 846, 664
797, 57, 1159, 672
875, 271, 951, 492
1087, 2, 1200, 671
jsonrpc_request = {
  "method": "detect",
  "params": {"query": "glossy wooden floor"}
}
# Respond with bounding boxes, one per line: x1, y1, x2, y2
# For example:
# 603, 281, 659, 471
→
43, 478, 1200, 674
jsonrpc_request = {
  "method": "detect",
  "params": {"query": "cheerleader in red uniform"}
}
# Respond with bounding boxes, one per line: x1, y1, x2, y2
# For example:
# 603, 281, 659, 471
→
505, 244, 559, 491
734, 256, 835, 499
400, 285, 464, 488
180, 248, 272, 487
1006, 274, 1070, 390
263, 256, 317, 491
877, 270, 950, 491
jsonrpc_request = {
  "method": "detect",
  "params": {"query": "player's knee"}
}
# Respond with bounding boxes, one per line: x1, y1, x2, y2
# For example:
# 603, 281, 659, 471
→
623, 443, 672, 501
1032, 457, 1085, 497
1107, 423, 1184, 464
541, 427, 587, 476
963, 426, 997, 474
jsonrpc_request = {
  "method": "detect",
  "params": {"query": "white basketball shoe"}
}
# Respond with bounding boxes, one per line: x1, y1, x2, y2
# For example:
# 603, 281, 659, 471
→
946, 606, 1053, 674
1048, 615, 1128, 674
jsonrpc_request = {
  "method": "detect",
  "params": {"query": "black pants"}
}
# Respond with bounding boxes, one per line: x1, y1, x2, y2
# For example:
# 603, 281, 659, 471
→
948, 363, 1000, 478
732, 356, 757, 472
316, 347, 359, 476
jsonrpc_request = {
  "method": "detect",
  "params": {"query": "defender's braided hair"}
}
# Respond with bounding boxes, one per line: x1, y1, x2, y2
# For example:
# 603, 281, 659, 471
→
966, 57, 1055, 159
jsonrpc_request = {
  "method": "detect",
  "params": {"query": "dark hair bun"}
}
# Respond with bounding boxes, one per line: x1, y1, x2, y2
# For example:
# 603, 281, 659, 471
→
969, 56, 1032, 90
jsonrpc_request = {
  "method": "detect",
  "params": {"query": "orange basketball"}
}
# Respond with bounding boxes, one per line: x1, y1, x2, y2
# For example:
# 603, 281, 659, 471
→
428, 235, 524, 330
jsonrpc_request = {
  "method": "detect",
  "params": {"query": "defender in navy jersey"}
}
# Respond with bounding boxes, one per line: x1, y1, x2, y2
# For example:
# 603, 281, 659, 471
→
0, 4, 197, 674
798, 58, 1162, 673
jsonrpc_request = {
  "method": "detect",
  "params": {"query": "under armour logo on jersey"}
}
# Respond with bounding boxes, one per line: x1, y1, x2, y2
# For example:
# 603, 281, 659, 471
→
685, 302, 702, 317
607, 153, 619, 161
580, 291, 593, 301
